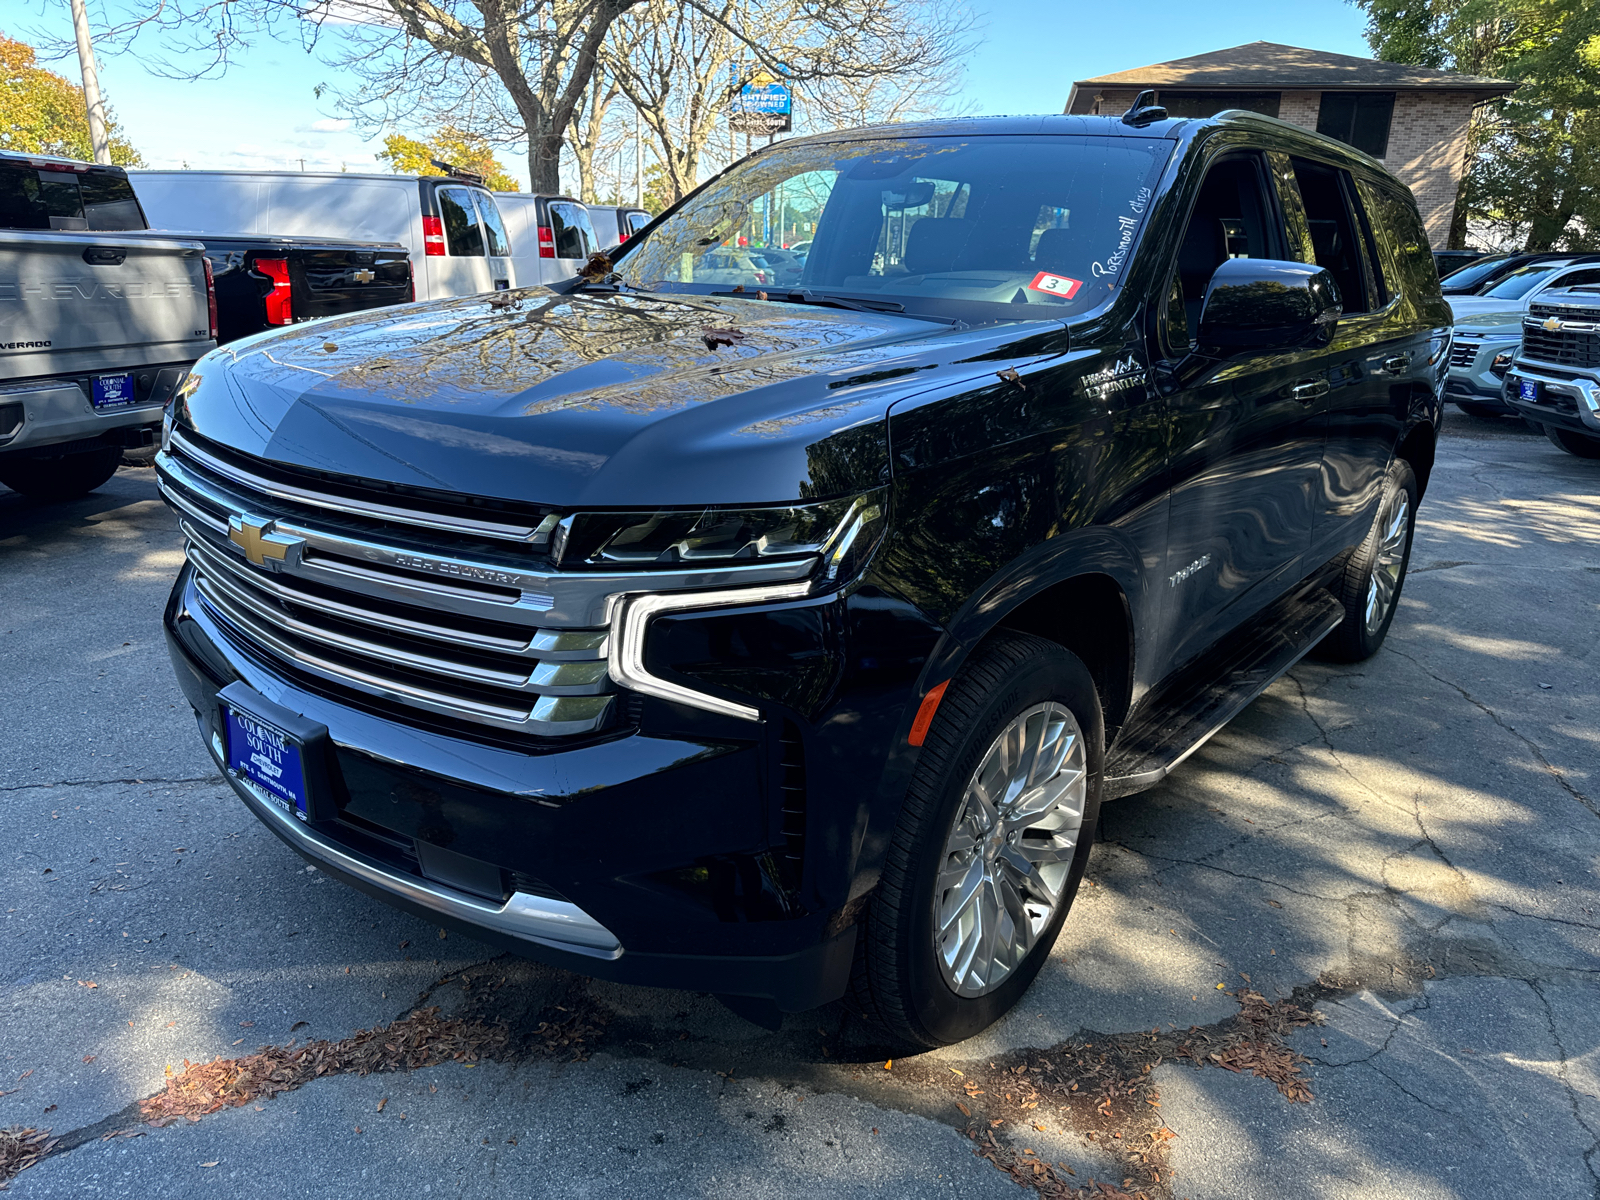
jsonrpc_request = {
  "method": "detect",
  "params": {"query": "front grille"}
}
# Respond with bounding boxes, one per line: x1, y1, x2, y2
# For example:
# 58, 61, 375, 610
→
1523, 304, 1600, 370
157, 430, 617, 739
1448, 339, 1480, 369
777, 722, 807, 892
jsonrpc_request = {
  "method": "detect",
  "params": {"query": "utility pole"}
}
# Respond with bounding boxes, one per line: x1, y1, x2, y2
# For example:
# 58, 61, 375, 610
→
68, 0, 111, 165
635, 107, 642, 208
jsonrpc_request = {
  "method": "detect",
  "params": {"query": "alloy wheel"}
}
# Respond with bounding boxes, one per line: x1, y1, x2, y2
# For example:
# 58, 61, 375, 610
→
1363, 489, 1410, 636
932, 701, 1088, 997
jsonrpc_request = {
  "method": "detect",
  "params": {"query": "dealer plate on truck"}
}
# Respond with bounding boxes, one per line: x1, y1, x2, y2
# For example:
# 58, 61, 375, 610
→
91, 373, 134, 408
225, 706, 309, 820
1520, 380, 1539, 401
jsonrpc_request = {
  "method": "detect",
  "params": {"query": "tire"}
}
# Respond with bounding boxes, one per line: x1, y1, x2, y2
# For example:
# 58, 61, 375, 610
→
1454, 401, 1503, 419
1544, 425, 1600, 459
849, 632, 1104, 1047
1315, 458, 1417, 663
0, 446, 123, 500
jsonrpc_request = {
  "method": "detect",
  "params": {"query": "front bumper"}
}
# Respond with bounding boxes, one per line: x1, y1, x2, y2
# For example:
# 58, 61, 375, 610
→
1444, 340, 1517, 412
1503, 364, 1600, 436
165, 563, 869, 1010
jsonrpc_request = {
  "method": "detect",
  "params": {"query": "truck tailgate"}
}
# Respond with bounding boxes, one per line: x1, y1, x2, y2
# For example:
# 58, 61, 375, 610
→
0, 230, 212, 379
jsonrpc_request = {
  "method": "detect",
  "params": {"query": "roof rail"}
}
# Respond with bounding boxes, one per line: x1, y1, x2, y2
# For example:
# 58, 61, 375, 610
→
429, 158, 486, 185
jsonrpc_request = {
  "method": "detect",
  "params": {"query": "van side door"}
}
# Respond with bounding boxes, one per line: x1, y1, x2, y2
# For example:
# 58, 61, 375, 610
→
470, 190, 514, 290
1153, 149, 1328, 673
545, 200, 598, 284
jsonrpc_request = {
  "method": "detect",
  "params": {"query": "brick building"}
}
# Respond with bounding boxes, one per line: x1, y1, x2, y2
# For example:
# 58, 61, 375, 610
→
1065, 41, 1516, 248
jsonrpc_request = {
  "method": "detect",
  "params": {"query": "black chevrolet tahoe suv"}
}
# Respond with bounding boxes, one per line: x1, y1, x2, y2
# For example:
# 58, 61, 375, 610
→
157, 107, 1448, 1046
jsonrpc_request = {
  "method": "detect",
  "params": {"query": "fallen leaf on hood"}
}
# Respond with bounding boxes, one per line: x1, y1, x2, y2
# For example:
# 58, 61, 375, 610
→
702, 327, 747, 351
996, 368, 1025, 389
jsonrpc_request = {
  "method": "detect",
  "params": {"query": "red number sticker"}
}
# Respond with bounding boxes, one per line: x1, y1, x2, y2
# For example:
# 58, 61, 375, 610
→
1029, 272, 1083, 298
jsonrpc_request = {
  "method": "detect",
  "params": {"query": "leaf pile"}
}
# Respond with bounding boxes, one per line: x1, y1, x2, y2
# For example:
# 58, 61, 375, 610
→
0, 1126, 57, 1189
138, 1006, 509, 1126
971, 1125, 1147, 1199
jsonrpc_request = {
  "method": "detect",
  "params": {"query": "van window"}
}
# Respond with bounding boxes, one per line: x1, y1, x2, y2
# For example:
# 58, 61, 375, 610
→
1172, 153, 1286, 337
625, 211, 650, 236
438, 187, 485, 256
1289, 158, 1373, 314
472, 191, 511, 257
548, 201, 595, 259
0, 163, 146, 231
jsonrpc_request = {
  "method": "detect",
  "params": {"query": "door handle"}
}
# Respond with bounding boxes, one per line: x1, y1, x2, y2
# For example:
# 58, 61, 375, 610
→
1382, 355, 1409, 373
1290, 378, 1330, 403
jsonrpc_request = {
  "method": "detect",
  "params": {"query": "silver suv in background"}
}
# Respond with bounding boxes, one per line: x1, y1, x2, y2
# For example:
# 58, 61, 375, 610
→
1504, 282, 1600, 458
0, 151, 214, 500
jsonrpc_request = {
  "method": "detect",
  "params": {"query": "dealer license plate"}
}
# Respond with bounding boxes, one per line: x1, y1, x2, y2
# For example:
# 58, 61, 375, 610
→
91, 373, 134, 408
225, 706, 309, 820
1519, 380, 1539, 402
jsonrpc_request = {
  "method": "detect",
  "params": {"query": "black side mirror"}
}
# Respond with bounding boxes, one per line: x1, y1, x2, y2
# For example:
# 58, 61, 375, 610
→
1196, 258, 1342, 353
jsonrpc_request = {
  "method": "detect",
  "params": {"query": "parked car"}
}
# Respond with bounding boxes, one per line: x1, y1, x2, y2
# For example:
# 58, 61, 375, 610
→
144, 233, 413, 345
156, 109, 1446, 1046
750, 247, 804, 288
0, 150, 213, 499
1439, 252, 1600, 296
495, 194, 600, 287
586, 203, 651, 250
1447, 259, 1600, 323
691, 248, 771, 285
1446, 263, 1600, 418
1433, 249, 1487, 277
131, 168, 514, 300
1504, 281, 1600, 458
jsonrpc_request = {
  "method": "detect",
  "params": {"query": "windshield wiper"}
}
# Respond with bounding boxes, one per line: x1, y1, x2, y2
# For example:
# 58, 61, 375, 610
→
775, 289, 905, 314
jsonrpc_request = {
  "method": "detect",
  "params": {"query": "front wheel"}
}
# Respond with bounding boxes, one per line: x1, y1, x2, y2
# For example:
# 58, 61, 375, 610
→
0, 446, 123, 500
1544, 425, 1600, 459
1315, 458, 1417, 662
849, 632, 1103, 1047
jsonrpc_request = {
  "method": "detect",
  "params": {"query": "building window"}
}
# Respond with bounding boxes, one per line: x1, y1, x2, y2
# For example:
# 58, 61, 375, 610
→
1316, 92, 1395, 158
1157, 91, 1282, 119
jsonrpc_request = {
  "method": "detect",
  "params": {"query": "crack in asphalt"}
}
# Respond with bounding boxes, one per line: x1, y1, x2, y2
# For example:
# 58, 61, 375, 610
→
1384, 645, 1597, 818
1527, 979, 1600, 1199
0, 776, 222, 793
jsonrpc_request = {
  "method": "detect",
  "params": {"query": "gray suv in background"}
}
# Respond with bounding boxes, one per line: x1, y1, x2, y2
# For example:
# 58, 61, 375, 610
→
1, 151, 213, 500
1505, 282, 1600, 458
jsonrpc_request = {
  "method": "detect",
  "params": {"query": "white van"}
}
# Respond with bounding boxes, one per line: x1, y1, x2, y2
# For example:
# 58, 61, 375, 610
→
129, 170, 515, 301
587, 204, 652, 250
495, 194, 600, 288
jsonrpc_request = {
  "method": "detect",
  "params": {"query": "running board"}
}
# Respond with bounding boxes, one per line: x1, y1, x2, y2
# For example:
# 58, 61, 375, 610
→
1103, 588, 1345, 800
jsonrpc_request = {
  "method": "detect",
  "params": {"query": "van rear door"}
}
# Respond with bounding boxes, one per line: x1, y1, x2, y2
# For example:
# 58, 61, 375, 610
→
543, 198, 598, 283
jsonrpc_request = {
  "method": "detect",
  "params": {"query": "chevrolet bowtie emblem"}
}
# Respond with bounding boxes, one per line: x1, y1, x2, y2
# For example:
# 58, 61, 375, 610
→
1544, 317, 1564, 331
351, 268, 375, 284
228, 514, 301, 569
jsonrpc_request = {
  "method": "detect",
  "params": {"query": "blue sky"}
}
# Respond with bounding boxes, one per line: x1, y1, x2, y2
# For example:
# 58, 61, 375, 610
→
18, 0, 1374, 188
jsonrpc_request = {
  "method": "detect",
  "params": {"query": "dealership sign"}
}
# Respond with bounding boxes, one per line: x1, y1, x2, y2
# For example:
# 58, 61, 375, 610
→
730, 68, 792, 134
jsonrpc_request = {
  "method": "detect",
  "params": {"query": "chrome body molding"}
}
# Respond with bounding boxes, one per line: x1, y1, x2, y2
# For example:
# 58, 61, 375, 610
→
607, 581, 816, 721
213, 735, 622, 957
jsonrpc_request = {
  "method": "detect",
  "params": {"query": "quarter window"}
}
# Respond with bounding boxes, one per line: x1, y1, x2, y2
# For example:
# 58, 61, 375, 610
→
438, 187, 485, 257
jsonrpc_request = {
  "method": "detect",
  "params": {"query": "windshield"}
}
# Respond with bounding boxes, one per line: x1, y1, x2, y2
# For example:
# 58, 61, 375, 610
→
1438, 255, 1508, 289
1481, 261, 1575, 300
612, 134, 1173, 320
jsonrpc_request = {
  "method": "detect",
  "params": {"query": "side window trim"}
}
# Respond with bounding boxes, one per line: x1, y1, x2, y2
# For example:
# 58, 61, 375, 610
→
1266, 151, 1315, 265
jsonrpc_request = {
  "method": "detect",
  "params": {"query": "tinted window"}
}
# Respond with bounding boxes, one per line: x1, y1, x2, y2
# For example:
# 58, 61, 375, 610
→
438, 187, 484, 256
0, 164, 147, 231
79, 172, 145, 229
1482, 262, 1576, 299
1359, 179, 1438, 303
1347, 181, 1388, 306
1545, 268, 1600, 291
548, 202, 594, 259
617, 134, 1172, 320
472, 191, 511, 257
1439, 255, 1510, 289
1316, 93, 1395, 159
1172, 153, 1286, 337
1290, 157, 1371, 313
625, 210, 650, 235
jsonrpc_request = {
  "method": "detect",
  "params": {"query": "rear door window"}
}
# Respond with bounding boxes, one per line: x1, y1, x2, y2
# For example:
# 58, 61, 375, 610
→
624, 211, 650, 236
1289, 158, 1374, 314
472, 191, 511, 257
79, 172, 146, 229
548, 201, 596, 259
1356, 179, 1434, 304
438, 187, 485, 257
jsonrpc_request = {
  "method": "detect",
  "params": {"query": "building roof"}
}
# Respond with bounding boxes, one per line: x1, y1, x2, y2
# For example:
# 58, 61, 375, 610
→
1066, 41, 1516, 113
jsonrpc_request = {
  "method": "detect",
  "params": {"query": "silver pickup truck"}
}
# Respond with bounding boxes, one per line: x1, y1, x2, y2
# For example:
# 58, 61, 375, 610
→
1, 151, 214, 500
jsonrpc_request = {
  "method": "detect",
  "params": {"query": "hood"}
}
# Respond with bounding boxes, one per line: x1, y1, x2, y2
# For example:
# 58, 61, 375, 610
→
1447, 297, 1529, 324
1451, 313, 1525, 338
177, 287, 1066, 508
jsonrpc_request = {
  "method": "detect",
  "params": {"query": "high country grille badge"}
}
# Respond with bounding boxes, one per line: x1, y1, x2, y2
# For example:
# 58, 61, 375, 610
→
228, 515, 302, 569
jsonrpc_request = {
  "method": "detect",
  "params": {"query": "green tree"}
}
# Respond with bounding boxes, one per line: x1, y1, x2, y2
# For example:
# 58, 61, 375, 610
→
0, 34, 142, 165
377, 127, 521, 191
1353, 0, 1600, 250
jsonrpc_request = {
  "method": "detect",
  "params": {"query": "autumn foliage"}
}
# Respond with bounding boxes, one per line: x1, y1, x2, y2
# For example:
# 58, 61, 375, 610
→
0, 34, 143, 165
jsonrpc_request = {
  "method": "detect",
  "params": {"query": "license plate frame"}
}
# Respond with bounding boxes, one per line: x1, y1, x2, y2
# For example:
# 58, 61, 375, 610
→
217, 682, 335, 824
91, 373, 134, 409
1519, 380, 1539, 402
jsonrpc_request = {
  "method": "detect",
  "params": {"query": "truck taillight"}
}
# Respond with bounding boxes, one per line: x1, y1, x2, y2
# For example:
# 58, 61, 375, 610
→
422, 215, 446, 256
256, 258, 293, 326
537, 226, 555, 259
202, 257, 218, 341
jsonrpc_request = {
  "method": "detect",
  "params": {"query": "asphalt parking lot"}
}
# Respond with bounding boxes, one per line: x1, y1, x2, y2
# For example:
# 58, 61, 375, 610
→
2, 409, 1597, 1199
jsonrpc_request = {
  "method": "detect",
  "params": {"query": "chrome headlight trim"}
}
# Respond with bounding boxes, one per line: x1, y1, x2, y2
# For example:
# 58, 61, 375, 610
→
607, 580, 816, 721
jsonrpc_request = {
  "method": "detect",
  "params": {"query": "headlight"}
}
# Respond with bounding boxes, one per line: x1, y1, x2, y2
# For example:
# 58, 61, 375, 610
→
554, 490, 886, 574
